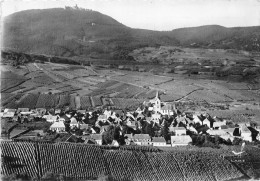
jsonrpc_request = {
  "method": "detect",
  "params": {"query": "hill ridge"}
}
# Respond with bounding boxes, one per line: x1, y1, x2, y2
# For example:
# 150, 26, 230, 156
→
3, 8, 260, 60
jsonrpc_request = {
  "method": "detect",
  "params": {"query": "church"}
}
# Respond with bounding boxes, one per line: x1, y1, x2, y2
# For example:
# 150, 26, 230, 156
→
147, 91, 176, 116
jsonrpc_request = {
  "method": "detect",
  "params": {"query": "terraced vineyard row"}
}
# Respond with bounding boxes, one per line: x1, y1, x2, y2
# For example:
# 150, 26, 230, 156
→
0, 141, 251, 180
1, 141, 38, 178
17, 94, 40, 109
38, 143, 107, 180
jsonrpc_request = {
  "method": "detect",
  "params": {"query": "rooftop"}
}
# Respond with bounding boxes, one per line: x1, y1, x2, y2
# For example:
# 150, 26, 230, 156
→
133, 134, 150, 140
91, 134, 102, 140
171, 135, 192, 144
50, 121, 65, 128
169, 127, 186, 132
152, 137, 166, 143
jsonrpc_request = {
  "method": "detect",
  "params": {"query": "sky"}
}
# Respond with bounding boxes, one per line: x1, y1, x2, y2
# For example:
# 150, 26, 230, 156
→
1, 0, 260, 31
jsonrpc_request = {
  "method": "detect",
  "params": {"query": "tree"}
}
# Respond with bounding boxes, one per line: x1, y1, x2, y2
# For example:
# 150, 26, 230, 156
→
102, 125, 115, 145
97, 173, 114, 181
2, 173, 31, 181
64, 123, 70, 132
233, 137, 243, 145
161, 121, 170, 141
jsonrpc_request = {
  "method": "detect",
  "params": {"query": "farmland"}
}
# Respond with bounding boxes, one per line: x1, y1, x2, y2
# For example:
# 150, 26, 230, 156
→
1, 46, 260, 124
2, 141, 259, 180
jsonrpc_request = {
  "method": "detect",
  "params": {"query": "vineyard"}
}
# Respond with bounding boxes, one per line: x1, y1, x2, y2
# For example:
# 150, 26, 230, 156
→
1, 93, 147, 110
111, 98, 144, 109
17, 94, 40, 109
1, 141, 255, 180
1, 71, 28, 93
80, 96, 92, 109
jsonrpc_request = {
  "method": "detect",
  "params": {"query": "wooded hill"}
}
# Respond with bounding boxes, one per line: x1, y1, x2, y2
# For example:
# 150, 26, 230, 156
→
3, 7, 260, 60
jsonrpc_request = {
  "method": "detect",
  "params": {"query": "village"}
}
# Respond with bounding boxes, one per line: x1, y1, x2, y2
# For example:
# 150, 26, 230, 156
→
1, 92, 260, 148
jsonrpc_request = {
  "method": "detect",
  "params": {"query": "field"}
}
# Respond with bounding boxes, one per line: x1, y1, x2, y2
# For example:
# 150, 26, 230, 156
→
1, 50, 260, 119
2, 141, 259, 180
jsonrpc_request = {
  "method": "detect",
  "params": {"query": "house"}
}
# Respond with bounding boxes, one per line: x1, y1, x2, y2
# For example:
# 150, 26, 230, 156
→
255, 126, 260, 132
79, 123, 90, 130
126, 134, 151, 146
136, 113, 145, 120
187, 125, 198, 134
111, 140, 119, 147
240, 125, 252, 142
103, 110, 112, 118
193, 115, 202, 125
127, 120, 137, 130
169, 127, 186, 136
160, 104, 174, 116
36, 108, 46, 116
185, 117, 194, 125
2, 112, 15, 118
12, 116, 19, 122
152, 137, 166, 147
176, 116, 186, 125
4, 109, 16, 113
126, 112, 135, 120
113, 110, 124, 118
206, 129, 228, 136
98, 114, 107, 122
17, 108, 29, 113
171, 135, 192, 146
58, 115, 70, 123
77, 110, 86, 115
145, 117, 152, 123
50, 121, 65, 133
213, 120, 227, 129
151, 112, 161, 124
55, 109, 61, 115
70, 117, 79, 128
196, 125, 210, 134
202, 118, 211, 128
114, 117, 122, 124
225, 128, 236, 136
30, 109, 40, 117
65, 113, 71, 118
42, 115, 58, 123
20, 111, 32, 115
91, 134, 102, 145
136, 107, 142, 114
110, 112, 118, 119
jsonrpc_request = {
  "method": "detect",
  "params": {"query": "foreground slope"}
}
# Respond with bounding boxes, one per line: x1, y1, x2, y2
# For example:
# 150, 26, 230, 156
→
0, 141, 248, 180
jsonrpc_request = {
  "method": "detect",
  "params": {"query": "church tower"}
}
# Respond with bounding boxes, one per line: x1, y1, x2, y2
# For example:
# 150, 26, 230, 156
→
153, 91, 161, 112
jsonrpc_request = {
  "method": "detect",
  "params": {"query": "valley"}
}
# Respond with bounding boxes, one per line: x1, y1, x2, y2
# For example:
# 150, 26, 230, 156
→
1, 46, 260, 124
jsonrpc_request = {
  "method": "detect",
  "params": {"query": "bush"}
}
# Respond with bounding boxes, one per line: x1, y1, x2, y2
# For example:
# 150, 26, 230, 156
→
233, 137, 243, 145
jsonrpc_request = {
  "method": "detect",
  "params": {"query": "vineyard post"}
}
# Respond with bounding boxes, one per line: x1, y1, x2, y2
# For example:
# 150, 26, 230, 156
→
34, 142, 43, 178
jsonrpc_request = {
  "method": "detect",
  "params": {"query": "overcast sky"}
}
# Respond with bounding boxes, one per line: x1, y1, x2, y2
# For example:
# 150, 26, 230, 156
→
1, 0, 260, 31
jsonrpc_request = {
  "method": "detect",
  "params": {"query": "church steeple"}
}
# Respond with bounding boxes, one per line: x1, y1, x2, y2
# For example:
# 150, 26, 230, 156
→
156, 91, 159, 99
154, 91, 161, 112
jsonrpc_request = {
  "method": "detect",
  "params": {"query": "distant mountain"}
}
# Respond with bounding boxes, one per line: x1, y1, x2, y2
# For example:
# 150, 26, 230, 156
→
3, 8, 260, 60
170, 25, 260, 51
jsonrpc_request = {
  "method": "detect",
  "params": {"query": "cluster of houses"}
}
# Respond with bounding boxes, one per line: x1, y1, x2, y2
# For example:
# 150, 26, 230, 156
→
1, 92, 260, 146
